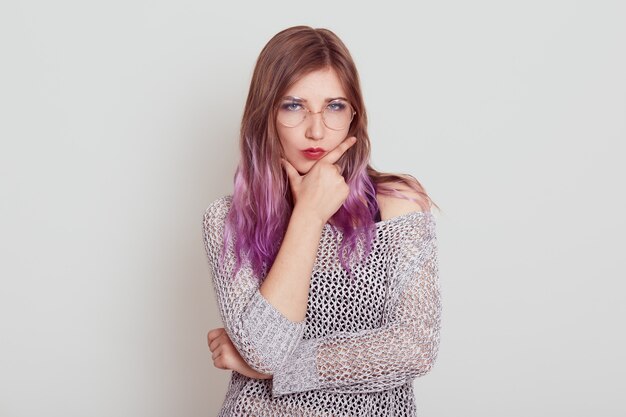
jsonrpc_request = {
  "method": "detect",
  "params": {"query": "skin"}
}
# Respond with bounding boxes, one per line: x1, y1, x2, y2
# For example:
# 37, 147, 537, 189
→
276, 66, 352, 176
207, 67, 427, 379
208, 135, 356, 380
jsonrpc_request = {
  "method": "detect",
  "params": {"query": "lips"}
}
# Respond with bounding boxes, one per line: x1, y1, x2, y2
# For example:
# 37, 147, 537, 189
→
302, 148, 325, 160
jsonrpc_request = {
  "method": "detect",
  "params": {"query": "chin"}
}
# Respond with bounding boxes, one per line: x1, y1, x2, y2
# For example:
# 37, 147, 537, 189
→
293, 161, 313, 175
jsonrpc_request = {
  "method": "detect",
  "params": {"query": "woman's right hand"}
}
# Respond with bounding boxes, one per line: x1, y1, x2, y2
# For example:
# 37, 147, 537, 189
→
281, 136, 357, 225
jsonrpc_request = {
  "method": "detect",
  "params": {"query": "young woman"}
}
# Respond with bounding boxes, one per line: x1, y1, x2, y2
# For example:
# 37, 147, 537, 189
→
203, 25, 442, 416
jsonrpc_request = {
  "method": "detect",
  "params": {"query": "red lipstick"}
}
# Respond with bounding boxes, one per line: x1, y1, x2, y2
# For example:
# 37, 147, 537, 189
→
302, 147, 326, 160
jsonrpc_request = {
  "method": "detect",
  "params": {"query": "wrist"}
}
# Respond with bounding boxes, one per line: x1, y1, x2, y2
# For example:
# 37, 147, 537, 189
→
291, 205, 326, 230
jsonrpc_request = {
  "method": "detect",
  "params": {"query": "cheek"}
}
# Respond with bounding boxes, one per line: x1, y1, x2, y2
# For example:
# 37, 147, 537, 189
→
276, 129, 287, 151
329, 129, 350, 146
277, 128, 301, 154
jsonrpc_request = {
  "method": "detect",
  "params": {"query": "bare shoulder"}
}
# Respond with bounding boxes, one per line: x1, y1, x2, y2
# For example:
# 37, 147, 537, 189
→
376, 180, 431, 221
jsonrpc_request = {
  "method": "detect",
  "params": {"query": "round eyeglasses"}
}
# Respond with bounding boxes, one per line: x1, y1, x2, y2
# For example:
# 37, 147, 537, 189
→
276, 98, 356, 131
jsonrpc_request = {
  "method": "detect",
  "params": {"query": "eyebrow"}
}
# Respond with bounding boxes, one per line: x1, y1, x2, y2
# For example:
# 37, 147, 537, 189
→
281, 95, 348, 102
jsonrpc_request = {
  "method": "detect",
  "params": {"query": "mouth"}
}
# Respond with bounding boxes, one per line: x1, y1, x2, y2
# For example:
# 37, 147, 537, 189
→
301, 148, 326, 160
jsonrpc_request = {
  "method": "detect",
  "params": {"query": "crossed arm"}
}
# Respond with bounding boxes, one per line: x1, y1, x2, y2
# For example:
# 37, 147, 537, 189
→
204, 199, 440, 397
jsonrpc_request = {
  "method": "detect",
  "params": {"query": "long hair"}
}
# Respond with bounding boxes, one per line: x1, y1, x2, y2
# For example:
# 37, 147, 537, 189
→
220, 25, 439, 281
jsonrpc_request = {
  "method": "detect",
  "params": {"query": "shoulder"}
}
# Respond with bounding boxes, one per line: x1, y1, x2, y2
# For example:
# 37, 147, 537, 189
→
376, 180, 431, 221
203, 195, 233, 228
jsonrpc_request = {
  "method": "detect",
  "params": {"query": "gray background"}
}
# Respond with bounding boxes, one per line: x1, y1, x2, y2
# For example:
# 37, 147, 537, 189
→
1, 1, 625, 416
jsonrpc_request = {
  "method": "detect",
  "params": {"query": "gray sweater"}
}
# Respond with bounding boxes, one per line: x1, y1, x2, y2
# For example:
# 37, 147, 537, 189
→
203, 195, 442, 416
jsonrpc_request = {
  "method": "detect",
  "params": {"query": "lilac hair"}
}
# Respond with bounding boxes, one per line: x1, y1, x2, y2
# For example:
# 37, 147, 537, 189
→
215, 26, 433, 282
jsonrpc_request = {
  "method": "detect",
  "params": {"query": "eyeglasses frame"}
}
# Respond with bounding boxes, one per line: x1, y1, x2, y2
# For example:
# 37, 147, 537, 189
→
276, 99, 357, 131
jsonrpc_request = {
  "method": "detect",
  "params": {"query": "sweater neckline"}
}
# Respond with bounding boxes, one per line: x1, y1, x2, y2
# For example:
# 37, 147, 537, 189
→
323, 210, 434, 231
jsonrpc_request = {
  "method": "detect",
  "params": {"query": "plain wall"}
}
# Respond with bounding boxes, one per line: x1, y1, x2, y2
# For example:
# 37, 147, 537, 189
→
1, 1, 625, 416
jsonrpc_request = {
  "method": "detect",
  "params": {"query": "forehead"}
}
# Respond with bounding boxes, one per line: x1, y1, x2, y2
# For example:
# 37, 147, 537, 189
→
283, 67, 347, 102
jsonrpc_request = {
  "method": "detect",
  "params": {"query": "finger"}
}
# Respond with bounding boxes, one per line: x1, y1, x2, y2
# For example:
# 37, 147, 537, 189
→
209, 332, 226, 352
214, 354, 227, 370
212, 345, 223, 361
215, 355, 230, 370
321, 136, 357, 164
207, 327, 224, 343
280, 158, 300, 182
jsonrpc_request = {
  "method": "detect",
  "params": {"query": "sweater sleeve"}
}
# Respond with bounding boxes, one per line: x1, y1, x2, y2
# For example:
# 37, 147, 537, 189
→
271, 217, 441, 396
203, 196, 306, 374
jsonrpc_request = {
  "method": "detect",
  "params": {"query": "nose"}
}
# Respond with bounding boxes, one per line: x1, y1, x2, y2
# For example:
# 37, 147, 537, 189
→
305, 111, 325, 141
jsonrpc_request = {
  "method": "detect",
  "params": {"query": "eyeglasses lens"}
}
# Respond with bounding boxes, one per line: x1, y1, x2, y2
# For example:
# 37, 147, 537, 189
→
277, 100, 354, 130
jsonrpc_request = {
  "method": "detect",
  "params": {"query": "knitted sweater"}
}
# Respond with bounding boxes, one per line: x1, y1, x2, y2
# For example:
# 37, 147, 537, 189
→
203, 195, 442, 417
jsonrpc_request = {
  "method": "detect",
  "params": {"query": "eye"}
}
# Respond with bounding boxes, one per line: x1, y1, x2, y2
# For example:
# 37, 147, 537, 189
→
327, 100, 348, 112
280, 102, 304, 112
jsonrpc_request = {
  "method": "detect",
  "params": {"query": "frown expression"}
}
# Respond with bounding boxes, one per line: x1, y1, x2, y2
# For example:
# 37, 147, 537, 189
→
276, 67, 352, 175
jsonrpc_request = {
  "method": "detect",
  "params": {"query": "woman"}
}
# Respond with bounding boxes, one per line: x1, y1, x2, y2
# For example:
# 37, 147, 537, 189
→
203, 25, 442, 417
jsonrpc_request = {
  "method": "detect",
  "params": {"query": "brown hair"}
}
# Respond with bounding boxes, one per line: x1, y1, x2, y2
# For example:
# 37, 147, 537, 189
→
242, 25, 439, 213
227, 25, 439, 279
224, 26, 436, 277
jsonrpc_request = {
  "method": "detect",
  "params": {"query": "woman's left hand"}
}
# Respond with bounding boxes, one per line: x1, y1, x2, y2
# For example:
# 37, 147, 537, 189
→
207, 327, 272, 380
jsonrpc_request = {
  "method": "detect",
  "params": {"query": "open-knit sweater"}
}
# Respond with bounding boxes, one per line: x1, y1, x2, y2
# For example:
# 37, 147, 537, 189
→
202, 195, 442, 416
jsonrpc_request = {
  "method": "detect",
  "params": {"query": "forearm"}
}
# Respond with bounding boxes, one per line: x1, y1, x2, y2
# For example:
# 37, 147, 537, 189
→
271, 230, 441, 396
259, 206, 324, 323
205, 198, 308, 373
271, 319, 440, 395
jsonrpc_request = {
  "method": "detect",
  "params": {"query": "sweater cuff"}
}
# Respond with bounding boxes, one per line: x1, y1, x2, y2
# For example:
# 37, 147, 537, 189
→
271, 338, 320, 396
240, 290, 306, 371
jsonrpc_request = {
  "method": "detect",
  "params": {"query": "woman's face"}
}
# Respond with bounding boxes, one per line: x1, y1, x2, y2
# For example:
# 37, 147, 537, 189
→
276, 67, 352, 175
